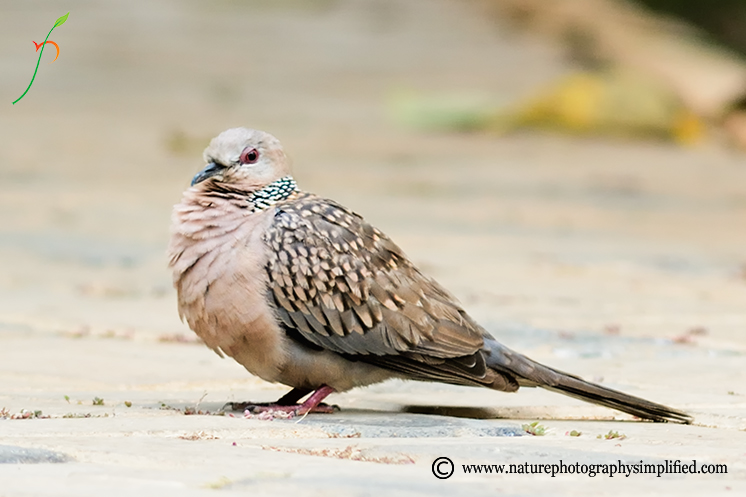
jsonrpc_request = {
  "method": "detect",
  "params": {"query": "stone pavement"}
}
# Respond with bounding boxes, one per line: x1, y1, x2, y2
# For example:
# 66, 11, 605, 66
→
1, 0, 745, 495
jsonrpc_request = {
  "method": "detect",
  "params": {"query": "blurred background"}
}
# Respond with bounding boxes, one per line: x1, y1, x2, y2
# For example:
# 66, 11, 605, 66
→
1, 0, 745, 416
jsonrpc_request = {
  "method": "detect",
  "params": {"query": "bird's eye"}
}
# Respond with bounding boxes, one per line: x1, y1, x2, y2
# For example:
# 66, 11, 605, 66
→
240, 148, 259, 164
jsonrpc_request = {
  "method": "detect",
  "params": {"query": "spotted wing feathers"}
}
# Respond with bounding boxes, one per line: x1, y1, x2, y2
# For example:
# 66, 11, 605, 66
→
263, 193, 514, 389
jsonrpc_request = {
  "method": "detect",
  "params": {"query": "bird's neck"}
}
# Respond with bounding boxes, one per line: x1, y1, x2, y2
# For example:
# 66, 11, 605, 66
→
195, 175, 300, 212
245, 175, 299, 211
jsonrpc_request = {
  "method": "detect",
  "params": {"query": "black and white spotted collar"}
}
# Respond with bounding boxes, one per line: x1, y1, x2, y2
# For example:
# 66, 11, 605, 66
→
249, 176, 299, 211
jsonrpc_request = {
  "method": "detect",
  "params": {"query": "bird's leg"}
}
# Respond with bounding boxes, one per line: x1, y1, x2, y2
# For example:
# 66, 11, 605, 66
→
225, 385, 338, 416
275, 387, 314, 405
294, 385, 336, 414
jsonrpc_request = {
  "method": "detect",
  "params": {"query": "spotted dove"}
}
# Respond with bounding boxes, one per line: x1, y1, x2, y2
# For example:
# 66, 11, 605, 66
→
167, 127, 692, 423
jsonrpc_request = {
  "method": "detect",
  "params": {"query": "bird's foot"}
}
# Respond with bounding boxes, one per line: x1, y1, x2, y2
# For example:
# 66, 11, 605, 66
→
243, 402, 338, 419
225, 385, 338, 420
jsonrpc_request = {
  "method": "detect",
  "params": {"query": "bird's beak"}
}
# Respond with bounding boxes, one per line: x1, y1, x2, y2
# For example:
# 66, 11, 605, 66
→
191, 162, 224, 186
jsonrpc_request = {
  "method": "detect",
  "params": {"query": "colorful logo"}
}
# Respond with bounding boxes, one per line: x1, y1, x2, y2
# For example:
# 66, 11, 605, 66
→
12, 12, 69, 105
33, 41, 61, 62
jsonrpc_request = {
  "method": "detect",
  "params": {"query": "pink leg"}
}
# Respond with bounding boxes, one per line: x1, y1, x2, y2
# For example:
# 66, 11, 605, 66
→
296, 385, 336, 414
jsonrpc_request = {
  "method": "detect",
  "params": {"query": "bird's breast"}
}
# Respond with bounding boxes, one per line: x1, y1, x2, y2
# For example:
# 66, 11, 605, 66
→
168, 198, 290, 383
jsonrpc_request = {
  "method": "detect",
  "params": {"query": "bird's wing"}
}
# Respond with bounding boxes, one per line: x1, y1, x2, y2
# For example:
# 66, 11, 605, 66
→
264, 192, 516, 389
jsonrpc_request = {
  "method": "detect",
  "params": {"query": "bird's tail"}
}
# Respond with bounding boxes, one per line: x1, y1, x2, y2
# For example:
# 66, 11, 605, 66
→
484, 338, 693, 424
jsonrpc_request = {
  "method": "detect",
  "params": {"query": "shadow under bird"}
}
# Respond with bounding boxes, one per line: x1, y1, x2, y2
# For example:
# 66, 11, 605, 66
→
167, 127, 692, 423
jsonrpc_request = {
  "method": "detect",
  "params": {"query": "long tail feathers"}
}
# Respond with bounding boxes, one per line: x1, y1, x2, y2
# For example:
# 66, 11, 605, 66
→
540, 375, 693, 424
484, 339, 693, 424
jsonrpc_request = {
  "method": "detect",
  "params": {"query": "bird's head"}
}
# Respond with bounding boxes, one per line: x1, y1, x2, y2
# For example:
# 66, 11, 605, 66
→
191, 128, 291, 190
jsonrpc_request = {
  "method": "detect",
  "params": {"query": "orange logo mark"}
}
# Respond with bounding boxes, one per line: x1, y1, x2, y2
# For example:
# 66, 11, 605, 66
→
33, 40, 60, 63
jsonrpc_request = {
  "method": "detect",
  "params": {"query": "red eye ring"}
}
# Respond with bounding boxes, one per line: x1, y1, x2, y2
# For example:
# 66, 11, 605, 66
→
240, 147, 259, 164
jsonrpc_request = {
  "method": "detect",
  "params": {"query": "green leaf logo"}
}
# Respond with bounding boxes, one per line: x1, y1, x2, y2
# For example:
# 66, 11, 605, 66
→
12, 13, 69, 105
54, 12, 69, 28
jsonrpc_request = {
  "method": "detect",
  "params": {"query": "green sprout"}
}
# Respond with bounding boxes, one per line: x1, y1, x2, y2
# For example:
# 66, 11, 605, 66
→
597, 430, 626, 440
522, 421, 547, 436
12, 12, 69, 104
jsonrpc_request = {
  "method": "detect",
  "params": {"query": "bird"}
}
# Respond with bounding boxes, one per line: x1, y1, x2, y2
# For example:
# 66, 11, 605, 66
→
167, 127, 692, 424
